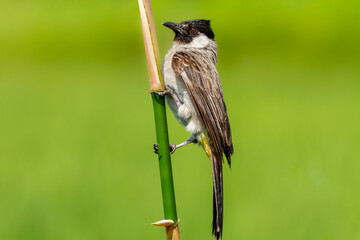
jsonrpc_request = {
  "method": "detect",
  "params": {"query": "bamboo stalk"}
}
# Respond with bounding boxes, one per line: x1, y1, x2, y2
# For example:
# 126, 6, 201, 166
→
137, 0, 180, 239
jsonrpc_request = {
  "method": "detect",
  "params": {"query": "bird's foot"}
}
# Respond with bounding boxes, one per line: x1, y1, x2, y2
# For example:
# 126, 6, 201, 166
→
152, 86, 184, 106
152, 89, 169, 96
153, 144, 159, 154
170, 144, 176, 154
153, 143, 177, 155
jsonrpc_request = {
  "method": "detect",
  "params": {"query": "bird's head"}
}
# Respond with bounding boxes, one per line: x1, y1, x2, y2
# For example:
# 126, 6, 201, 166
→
163, 19, 215, 46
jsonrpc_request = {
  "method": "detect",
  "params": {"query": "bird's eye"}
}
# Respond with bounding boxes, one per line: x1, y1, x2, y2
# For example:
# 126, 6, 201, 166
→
189, 28, 197, 33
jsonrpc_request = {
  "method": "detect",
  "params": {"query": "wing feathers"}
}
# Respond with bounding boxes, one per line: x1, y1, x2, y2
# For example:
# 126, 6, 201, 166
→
172, 52, 233, 165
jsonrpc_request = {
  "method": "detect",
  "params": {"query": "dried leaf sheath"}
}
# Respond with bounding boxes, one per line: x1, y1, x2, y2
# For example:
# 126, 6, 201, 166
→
138, 0, 164, 91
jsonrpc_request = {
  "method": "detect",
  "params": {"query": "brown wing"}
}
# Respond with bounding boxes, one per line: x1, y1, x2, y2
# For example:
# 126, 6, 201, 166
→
172, 52, 233, 165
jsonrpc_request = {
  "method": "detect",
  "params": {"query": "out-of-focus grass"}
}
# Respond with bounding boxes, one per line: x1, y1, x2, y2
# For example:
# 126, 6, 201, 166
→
0, 0, 359, 239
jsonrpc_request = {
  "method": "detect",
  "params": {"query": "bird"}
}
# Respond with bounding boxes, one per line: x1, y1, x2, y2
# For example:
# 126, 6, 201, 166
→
154, 19, 233, 239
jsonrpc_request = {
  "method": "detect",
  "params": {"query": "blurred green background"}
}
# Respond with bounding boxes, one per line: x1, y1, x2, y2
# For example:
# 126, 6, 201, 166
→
1, 0, 360, 239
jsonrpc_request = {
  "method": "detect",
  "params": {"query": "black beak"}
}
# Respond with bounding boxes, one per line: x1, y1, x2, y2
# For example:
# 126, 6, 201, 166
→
162, 22, 181, 33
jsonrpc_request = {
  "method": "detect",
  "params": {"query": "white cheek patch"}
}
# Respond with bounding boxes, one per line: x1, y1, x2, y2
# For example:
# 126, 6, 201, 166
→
188, 33, 211, 48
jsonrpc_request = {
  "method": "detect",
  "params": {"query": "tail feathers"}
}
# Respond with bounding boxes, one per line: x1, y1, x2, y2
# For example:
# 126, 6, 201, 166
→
211, 154, 223, 239
224, 145, 233, 167
199, 134, 224, 239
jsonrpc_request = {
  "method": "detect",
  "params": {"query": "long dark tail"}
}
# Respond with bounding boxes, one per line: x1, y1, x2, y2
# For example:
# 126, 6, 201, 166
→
211, 154, 223, 239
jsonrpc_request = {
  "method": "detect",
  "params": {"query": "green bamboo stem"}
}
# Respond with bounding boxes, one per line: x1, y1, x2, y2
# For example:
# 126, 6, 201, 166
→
151, 93, 178, 222
137, 0, 179, 235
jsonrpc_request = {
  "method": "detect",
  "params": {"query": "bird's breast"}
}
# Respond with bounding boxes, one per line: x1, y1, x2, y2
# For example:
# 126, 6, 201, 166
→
163, 50, 204, 134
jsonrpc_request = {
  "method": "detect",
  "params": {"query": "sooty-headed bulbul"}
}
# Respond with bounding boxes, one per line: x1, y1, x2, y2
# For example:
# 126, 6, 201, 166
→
154, 19, 233, 239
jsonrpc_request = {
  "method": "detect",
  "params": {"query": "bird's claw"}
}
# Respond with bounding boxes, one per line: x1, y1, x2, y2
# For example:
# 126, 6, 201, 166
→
153, 143, 176, 155
170, 144, 176, 154
153, 144, 159, 154
152, 89, 169, 96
